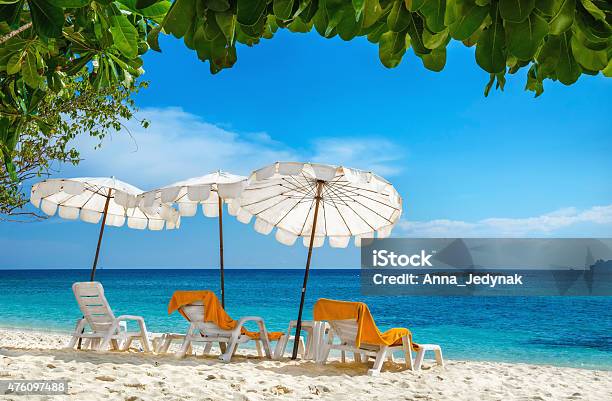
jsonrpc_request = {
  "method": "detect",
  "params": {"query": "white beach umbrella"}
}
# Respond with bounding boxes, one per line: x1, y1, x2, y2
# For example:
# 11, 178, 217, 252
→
138, 170, 248, 307
233, 161, 402, 359
30, 177, 181, 280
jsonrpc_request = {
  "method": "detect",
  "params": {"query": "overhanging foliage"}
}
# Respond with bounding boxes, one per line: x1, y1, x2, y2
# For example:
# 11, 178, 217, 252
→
0, 1, 166, 178
157, 0, 611, 95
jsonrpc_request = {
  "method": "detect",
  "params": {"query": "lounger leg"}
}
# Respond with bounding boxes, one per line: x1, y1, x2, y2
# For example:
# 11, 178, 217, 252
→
414, 349, 426, 371
66, 319, 87, 349
121, 337, 133, 351
368, 346, 388, 376
67, 319, 87, 350
161, 336, 173, 353
219, 334, 239, 363
255, 340, 263, 357
297, 337, 306, 359
203, 342, 213, 355
341, 350, 346, 363
136, 320, 151, 353
434, 347, 444, 368
273, 335, 288, 360
354, 352, 362, 363
387, 352, 395, 363
176, 337, 192, 358
318, 341, 332, 365
98, 338, 110, 351
401, 336, 414, 371
256, 321, 272, 359
110, 339, 120, 351
318, 330, 334, 365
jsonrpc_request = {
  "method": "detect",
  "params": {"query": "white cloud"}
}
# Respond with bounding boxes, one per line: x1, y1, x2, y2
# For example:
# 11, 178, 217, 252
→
399, 205, 612, 237
68, 106, 403, 188
311, 138, 404, 176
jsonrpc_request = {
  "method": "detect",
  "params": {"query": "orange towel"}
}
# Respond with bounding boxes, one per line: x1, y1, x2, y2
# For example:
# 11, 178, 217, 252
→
168, 290, 283, 341
313, 298, 419, 350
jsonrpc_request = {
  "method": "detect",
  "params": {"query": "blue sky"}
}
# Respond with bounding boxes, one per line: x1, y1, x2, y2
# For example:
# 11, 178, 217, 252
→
1, 30, 611, 269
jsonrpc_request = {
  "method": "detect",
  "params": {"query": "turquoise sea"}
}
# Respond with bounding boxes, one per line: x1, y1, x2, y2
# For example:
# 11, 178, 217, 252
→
0, 269, 610, 370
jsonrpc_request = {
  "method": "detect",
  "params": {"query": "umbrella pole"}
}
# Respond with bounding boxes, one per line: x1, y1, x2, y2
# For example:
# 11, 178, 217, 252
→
218, 196, 225, 308
90, 190, 112, 281
292, 181, 324, 360
78, 189, 111, 350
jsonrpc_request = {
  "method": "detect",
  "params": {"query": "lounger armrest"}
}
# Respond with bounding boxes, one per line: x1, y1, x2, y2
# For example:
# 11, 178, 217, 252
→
235, 316, 272, 358
235, 316, 265, 326
115, 315, 146, 322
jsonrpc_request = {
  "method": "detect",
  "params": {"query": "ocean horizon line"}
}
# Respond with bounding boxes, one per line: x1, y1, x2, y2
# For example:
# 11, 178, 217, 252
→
0, 267, 360, 270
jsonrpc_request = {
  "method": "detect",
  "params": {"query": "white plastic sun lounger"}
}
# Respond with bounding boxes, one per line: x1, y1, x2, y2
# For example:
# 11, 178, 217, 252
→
175, 301, 272, 362
67, 282, 151, 352
318, 319, 443, 376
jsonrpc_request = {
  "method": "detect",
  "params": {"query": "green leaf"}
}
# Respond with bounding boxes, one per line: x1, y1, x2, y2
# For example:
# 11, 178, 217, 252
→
549, 0, 576, 35
6, 52, 21, 74
298, 0, 319, 23
603, 58, 612, 77
206, 0, 230, 12
119, 0, 171, 21
475, 2, 506, 73
378, 30, 407, 67
537, 35, 561, 75
54, 0, 89, 6
420, 0, 447, 32
237, 0, 267, 26
162, 0, 196, 38
28, 0, 64, 38
506, 12, 549, 60
420, 47, 446, 70
288, 16, 313, 32
556, 31, 581, 84
64, 53, 93, 75
499, 0, 535, 23
423, 27, 449, 48
570, 32, 607, 70
448, 1, 489, 40
353, 0, 365, 18
216, 10, 237, 43
0, 0, 24, 26
366, 21, 387, 42
405, 0, 426, 11
274, 0, 295, 20
387, 0, 410, 32
337, 7, 360, 40
406, 11, 430, 54
363, 0, 383, 28
535, 0, 555, 14
147, 24, 162, 52
574, 6, 610, 45
22, 51, 41, 88
524, 65, 544, 96
323, 0, 346, 36
572, 23, 606, 51
580, 0, 605, 21
135, 0, 159, 8
110, 13, 139, 58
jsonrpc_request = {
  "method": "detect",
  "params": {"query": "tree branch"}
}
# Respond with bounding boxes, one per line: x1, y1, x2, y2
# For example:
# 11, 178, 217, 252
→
0, 22, 33, 44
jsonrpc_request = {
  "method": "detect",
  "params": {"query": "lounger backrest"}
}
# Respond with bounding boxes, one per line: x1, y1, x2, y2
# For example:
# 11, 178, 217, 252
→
72, 282, 115, 332
179, 301, 226, 333
329, 319, 359, 346
180, 301, 205, 322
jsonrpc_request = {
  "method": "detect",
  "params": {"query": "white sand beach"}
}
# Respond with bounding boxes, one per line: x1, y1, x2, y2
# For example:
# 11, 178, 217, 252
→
0, 328, 610, 401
